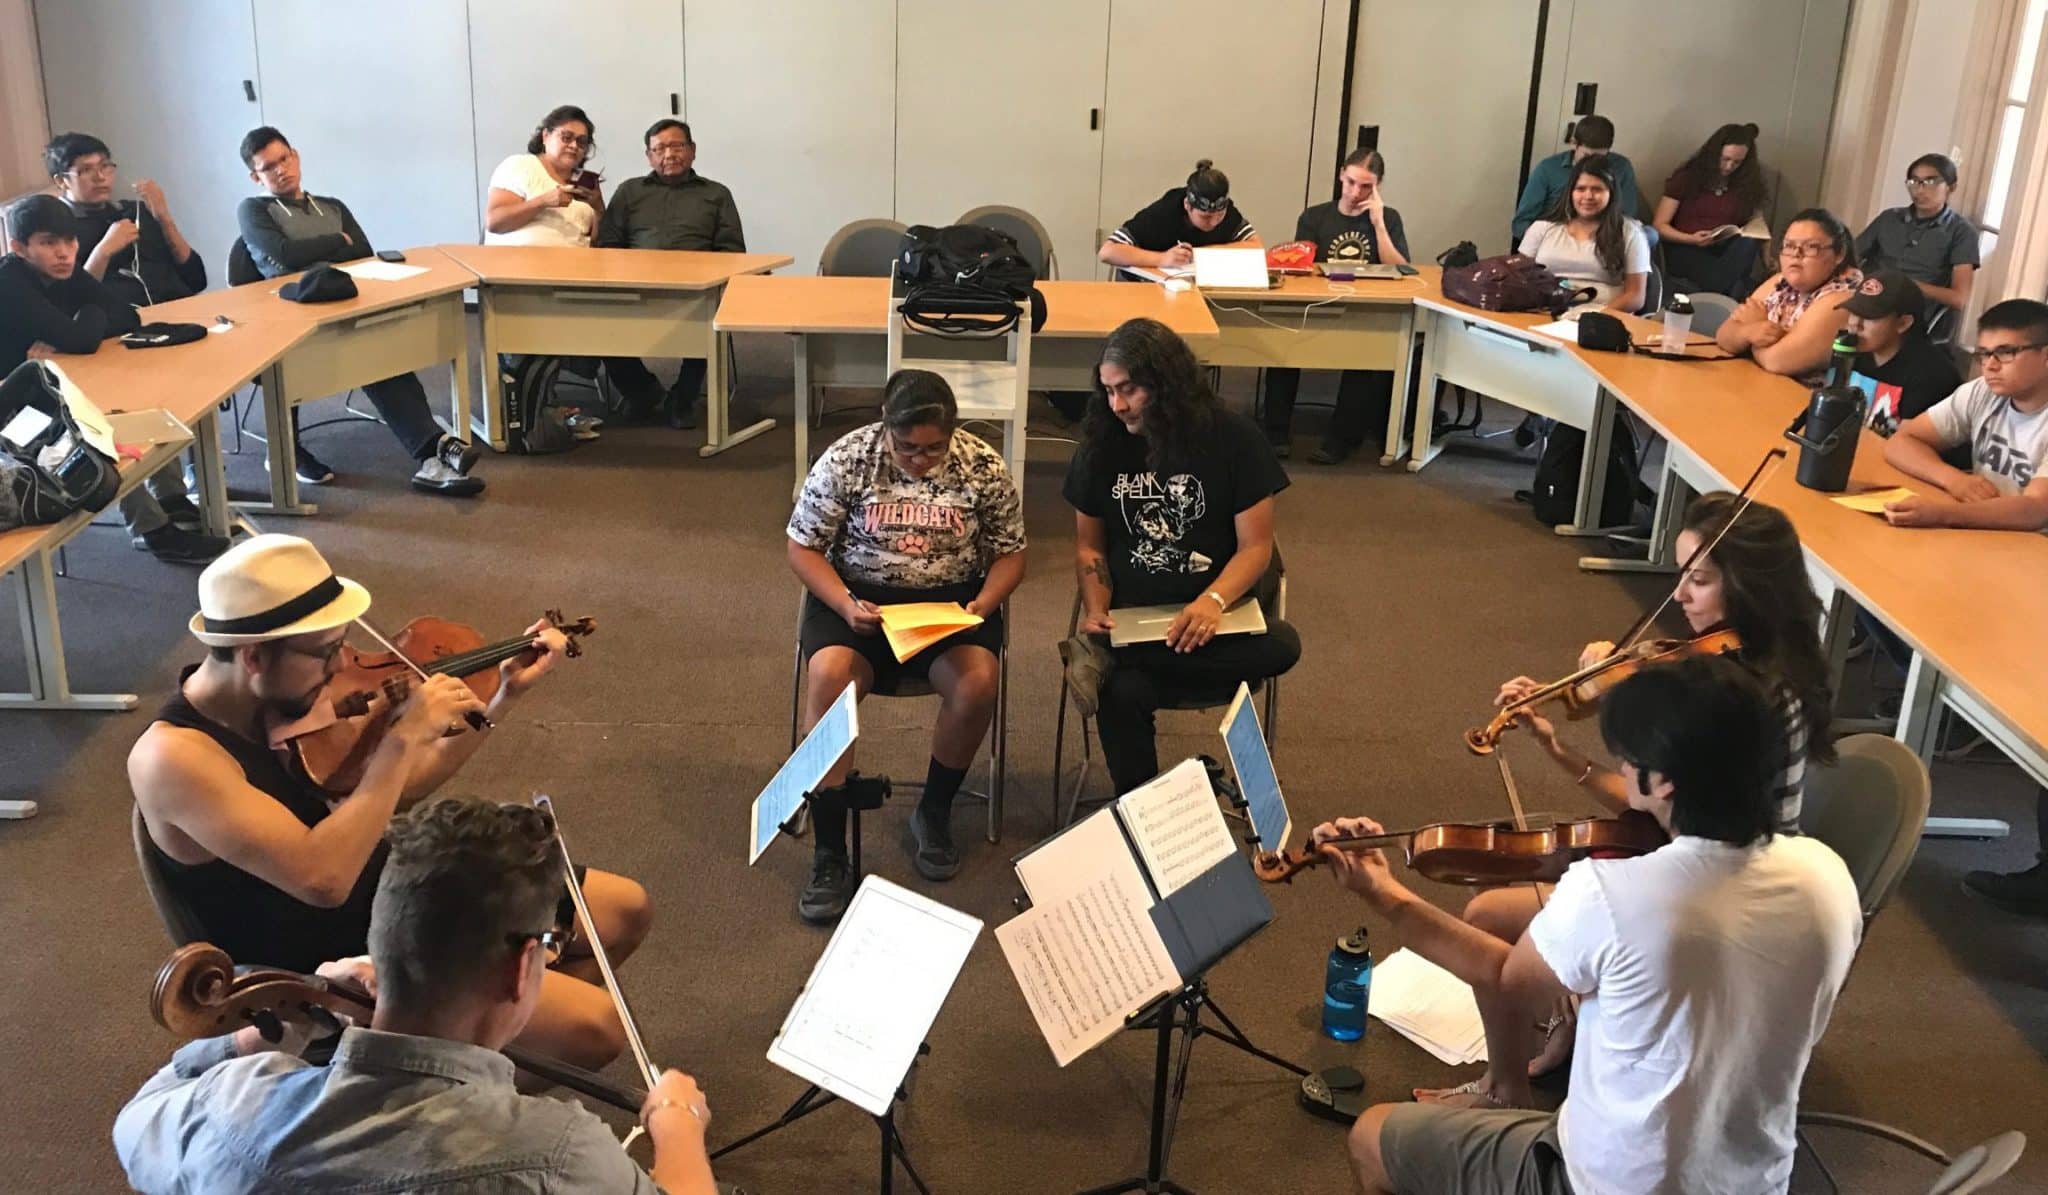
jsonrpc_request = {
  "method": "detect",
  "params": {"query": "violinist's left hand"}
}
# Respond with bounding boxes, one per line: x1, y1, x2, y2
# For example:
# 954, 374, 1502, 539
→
1578, 640, 1617, 670
315, 955, 378, 1000
498, 618, 569, 699
1165, 594, 1223, 653
1311, 817, 1402, 911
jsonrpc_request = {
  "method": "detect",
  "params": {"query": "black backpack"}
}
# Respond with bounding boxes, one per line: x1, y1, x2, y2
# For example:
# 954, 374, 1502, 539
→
497, 355, 575, 455
1528, 419, 1641, 528
895, 224, 1046, 336
0, 360, 121, 528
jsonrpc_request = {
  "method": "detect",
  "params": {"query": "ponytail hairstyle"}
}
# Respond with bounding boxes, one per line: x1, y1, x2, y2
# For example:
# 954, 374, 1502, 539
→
527, 105, 594, 157
880, 368, 958, 435
1185, 159, 1231, 210
1341, 146, 1386, 178
1543, 153, 1630, 274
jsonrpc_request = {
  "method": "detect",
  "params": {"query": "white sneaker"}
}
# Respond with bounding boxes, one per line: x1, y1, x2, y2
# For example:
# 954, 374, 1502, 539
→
411, 455, 484, 496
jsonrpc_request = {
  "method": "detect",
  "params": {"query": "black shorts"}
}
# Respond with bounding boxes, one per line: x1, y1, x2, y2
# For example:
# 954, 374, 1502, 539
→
799, 578, 1004, 691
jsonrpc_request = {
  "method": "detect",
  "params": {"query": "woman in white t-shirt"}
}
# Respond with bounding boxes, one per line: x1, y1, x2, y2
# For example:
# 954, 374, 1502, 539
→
1516, 153, 1652, 312
483, 104, 602, 246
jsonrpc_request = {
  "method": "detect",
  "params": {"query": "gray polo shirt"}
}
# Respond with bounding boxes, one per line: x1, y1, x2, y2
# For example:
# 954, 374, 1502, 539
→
114, 1027, 661, 1193
1854, 205, 1979, 308
595, 169, 746, 252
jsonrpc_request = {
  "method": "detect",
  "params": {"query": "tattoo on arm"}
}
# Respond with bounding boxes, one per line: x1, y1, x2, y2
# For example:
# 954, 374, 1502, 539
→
1083, 559, 1110, 585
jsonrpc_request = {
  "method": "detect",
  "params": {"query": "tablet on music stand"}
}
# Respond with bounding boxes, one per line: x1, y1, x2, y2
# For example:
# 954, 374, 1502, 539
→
749, 682, 858, 863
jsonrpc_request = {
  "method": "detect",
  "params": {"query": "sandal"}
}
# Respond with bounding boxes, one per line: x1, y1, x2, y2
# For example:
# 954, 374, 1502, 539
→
1412, 1077, 1525, 1109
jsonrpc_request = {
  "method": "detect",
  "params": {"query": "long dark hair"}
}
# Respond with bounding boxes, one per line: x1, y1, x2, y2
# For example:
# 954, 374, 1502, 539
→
1673, 122, 1765, 217
1601, 656, 1780, 847
1681, 492, 1836, 766
1083, 318, 1217, 474
1542, 153, 1629, 274
527, 105, 594, 155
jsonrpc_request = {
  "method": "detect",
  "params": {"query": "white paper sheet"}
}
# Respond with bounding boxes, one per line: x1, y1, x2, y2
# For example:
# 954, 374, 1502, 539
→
1528, 319, 1582, 342
1014, 805, 1136, 908
1368, 948, 1489, 1065
1116, 757, 1235, 898
336, 259, 429, 282
996, 869, 1181, 1067
767, 877, 981, 1115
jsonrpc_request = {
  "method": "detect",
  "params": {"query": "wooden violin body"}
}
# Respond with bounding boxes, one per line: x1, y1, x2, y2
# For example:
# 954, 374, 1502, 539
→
1253, 810, 1668, 887
285, 610, 594, 794
151, 942, 643, 1112
1463, 627, 1740, 755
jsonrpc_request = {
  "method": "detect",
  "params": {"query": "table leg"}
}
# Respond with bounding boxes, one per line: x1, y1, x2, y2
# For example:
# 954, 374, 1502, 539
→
242, 361, 316, 517
1406, 310, 1446, 472
699, 329, 777, 458
1896, 652, 2012, 840
0, 550, 138, 712
792, 334, 811, 501
450, 320, 475, 450
1580, 455, 1686, 573
190, 408, 233, 540
476, 292, 507, 450
1556, 386, 1616, 537
1379, 306, 1416, 467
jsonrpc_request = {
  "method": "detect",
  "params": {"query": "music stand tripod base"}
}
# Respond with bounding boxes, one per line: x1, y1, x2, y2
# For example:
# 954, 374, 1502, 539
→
711, 1043, 931, 1195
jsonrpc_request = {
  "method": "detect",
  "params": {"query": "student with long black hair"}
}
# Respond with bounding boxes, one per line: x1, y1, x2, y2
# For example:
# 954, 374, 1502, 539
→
1516, 154, 1651, 312
1654, 122, 1768, 297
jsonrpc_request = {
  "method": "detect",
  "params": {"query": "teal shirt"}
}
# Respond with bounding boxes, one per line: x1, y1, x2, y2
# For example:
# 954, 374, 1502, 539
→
1512, 150, 1640, 245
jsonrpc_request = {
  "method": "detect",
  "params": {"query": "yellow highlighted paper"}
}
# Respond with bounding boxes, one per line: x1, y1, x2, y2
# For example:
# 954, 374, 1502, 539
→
1831, 486, 1915, 515
878, 602, 983, 662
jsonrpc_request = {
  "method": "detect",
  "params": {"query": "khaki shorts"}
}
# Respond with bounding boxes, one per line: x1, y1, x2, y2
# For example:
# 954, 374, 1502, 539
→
1379, 1105, 1574, 1195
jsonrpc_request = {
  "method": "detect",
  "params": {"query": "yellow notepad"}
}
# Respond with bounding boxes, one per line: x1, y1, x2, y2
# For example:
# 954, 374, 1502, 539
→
1831, 486, 1914, 514
878, 602, 983, 663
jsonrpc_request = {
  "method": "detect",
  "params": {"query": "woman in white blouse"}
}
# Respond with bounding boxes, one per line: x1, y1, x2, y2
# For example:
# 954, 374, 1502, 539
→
484, 105, 602, 246
1517, 153, 1650, 313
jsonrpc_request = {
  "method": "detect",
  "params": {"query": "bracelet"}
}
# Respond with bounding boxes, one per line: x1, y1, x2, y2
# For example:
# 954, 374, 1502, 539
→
1575, 761, 1596, 786
642, 1097, 705, 1129
1204, 590, 1227, 610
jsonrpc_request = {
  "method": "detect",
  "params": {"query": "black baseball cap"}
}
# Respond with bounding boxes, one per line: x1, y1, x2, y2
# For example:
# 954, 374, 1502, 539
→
1842, 269, 1923, 320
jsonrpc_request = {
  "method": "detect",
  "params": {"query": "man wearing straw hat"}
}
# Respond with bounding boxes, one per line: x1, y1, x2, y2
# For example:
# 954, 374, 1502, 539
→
128, 534, 651, 1074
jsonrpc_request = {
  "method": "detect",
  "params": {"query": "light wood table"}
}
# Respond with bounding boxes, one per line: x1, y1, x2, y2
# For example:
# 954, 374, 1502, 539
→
713, 275, 1220, 492
205, 248, 478, 516
0, 310, 305, 712
1192, 269, 1436, 463
437, 244, 792, 455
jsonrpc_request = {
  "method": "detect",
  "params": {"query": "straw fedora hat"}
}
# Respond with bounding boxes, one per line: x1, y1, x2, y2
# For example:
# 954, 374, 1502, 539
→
187, 534, 370, 647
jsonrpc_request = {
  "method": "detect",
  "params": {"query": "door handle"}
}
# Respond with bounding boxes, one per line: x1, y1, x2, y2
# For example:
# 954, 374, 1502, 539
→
242, 79, 256, 102
1089, 108, 1100, 131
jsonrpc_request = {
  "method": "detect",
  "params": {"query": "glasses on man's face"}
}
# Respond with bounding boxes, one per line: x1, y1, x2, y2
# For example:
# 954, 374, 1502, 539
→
507, 927, 574, 964
1905, 176, 1948, 190
66, 161, 117, 180
253, 150, 295, 178
647, 141, 693, 156
889, 432, 949, 461
1780, 240, 1834, 259
1967, 343, 2048, 365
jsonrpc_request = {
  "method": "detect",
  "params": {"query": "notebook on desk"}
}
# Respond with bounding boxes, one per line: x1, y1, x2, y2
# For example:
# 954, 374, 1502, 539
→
1108, 598, 1267, 647
1193, 246, 1272, 289
1317, 262, 1403, 280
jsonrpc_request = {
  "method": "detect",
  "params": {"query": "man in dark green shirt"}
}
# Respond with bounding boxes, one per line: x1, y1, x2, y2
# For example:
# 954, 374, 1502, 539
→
594, 120, 746, 428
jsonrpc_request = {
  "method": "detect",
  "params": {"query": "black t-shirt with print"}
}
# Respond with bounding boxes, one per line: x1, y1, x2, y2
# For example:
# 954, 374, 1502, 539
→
1062, 408, 1290, 607
1851, 334, 1969, 470
1293, 202, 1408, 263
1111, 188, 1255, 253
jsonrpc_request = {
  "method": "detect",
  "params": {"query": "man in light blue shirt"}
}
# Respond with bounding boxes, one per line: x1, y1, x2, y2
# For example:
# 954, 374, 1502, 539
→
1512, 115, 1640, 245
114, 798, 724, 1194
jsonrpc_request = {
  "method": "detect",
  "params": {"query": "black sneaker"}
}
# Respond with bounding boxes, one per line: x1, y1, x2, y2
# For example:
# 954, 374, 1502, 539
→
156, 495, 205, 533
1266, 434, 1291, 460
134, 524, 231, 564
265, 446, 335, 485
906, 805, 961, 881
435, 434, 480, 476
798, 850, 855, 924
665, 391, 703, 430
1309, 438, 1353, 465
1963, 860, 2048, 917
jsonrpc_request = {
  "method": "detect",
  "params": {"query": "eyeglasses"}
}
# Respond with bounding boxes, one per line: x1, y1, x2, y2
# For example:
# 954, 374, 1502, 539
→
64, 162, 117, 179
1905, 176, 1949, 189
1966, 343, 2048, 364
252, 150, 296, 178
888, 431, 950, 461
552, 132, 593, 148
1779, 240, 1836, 258
507, 926, 575, 964
1185, 191, 1230, 213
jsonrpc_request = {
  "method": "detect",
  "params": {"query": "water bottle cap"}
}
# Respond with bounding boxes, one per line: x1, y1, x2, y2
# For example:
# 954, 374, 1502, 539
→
1335, 928, 1371, 955
1667, 294, 1693, 315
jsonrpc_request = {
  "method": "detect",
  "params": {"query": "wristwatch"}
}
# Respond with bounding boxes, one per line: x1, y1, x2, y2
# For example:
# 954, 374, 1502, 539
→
1203, 591, 1227, 610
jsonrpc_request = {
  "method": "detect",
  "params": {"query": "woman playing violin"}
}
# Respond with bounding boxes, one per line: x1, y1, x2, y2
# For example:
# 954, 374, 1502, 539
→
1466, 492, 1836, 1084
127, 535, 651, 1078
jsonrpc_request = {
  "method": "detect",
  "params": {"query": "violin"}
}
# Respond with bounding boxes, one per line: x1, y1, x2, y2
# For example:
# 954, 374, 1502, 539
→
1253, 810, 1667, 886
150, 941, 644, 1113
283, 609, 595, 793
1462, 627, 1740, 755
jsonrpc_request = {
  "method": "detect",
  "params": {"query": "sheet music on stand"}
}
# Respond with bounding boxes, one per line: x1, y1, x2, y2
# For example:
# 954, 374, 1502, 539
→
749, 682, 859, 863
1218, 681, 1290, 852
998, 758, 1273, 1067
766, 876, 981, 1116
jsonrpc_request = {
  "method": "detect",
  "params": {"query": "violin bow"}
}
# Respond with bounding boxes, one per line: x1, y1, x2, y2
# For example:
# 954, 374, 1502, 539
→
1611, 447, 1789, 655
353, 617, 493, 731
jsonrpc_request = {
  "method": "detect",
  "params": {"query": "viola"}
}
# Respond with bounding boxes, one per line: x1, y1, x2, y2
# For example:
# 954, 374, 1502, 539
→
1462, 627, 1740, 755
150, 942, 644, 1112
1252, 810, 1667, 886
283, 609, 594, 793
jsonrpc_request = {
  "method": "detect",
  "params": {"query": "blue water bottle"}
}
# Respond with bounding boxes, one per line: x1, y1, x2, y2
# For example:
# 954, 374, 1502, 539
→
1322, 927, 1372, 1041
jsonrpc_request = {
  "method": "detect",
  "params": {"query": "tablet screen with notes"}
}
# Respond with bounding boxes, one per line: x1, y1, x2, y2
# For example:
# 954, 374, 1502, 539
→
1109, 598, 1267, 647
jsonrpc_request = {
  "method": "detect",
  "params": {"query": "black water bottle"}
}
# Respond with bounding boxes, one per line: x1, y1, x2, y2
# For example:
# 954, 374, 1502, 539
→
1786, 332, 1868, 492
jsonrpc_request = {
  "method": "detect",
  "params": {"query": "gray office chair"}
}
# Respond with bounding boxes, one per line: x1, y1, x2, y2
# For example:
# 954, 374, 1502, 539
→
1685, 292, 1740, 337
1792, 736, 2025, 1191
133, 805, 208, 946
1051, 553, 1286, 831
787, 590, 1009, 843
955, 204, 1058, 280
816, 218, 908, 278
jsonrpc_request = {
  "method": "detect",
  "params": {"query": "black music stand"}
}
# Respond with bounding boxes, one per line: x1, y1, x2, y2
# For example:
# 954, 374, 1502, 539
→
712, 1043, 930, 1195
778, 771, 892, 877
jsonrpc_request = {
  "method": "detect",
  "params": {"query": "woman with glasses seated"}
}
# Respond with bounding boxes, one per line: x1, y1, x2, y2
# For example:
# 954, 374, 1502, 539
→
484, 104, 603, 246
1716, 207, 1862, 384
785, 370, 1027, 924
1098, 159, 1260, 278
